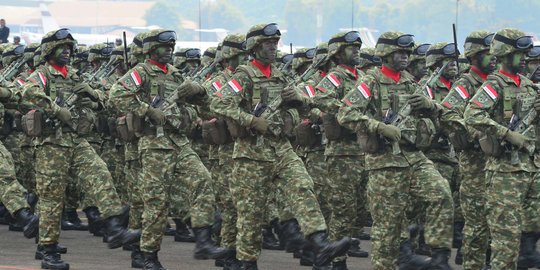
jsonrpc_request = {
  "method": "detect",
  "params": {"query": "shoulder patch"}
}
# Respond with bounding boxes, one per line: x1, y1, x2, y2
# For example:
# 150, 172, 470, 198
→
305, 85, 315, 97
227, 79, 242, 93
425, 86, 434, 99
212, 80, 222, 92
38, 72, 47, 87
454, 85, 470, 100
357, 83, 371, 99
482, 84, 498, 100
16, 79, 25, 87
130, 70, 142, 86
328, 74, 341, 87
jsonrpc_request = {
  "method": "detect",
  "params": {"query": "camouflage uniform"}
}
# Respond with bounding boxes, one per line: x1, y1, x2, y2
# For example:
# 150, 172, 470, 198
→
464, 28, 540, 270
337, 31, 454, 269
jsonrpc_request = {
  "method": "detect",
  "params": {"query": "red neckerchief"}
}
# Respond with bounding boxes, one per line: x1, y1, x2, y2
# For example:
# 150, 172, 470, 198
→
50, 63, 67, 78
339, 64, 357, 79
439, 76, 452, 90
320, 71, 327, 78
148, 59, 168, 73
470, 66, 488, 81
251, 59, 271, 78
28, 68, 34, 74
381, 65, 401, 83
499, 69, 521, 87
227, 66, 235, 72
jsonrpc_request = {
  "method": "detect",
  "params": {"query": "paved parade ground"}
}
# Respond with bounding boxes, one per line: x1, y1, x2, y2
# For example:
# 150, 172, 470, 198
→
0, 224, 466, 270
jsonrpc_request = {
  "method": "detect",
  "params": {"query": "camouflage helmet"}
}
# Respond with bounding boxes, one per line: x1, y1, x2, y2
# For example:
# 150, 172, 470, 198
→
33, 46, 43, 67
314, 42, 328, 64
2, 44, 25, 67
221, 33, 247, 60
88, 43, 113, 63
409, 43, 430, 63
23, 43, 39, 61
458, 54, 470, 73
130, 32, 147, 56
201, 46, 217, 67
246, 23, 281, 51
142, 29, 176, 55
292, 47, 316, 70
358, 47, 382, 69
526, 45, 540, 61
73, 44, 89, 63
464, 30, 494, 58
490, 28, 533, 57
215, 42, 223, 61
174, 47, 201, 67
40, 28, 76, 63
426, 42, 460, 68
110, 45, 129, 64
375, 31, 414, 57
328, 31, 362, 58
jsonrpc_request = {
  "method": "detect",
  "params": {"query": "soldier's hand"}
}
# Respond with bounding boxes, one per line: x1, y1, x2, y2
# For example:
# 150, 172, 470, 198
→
250, 116, 270, 135
376, 122, 401, 142
409, 94, 434, 110
79, 97, 99, 110
505, 130, 528, 148
176, 81, 205, 100
281, 87, 304, 105
145, 106, 165, 125
0, 87, 11, 99
534, 97, 540, 113
73, 83, 98, 100
55, 107, 72, 124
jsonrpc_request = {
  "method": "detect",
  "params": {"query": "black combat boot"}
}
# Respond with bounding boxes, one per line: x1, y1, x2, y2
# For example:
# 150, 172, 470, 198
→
65, 209, 88, 231
429, 248, 452, 270
397, 239, 431, 270
307, 231, 351, 268
452, 221, 464, 248
131, 245, 144, 269
262, 224, 281, 250
35, 244, 68, 260
143, 251, 167, 270
163, 221, 175, 236
192, 226, 229, 260
0, 203, 8, 225
454, 247, 463, 265
280, 219, 306, 252
517, 232, 540, 269
15, 208, 39, 238
241, 260, 258, 270
356, 231, 371, 240
104, 209, 141, 249
41, 244, 70, 270
299, 245, 314, 266
8, 210, 23, 232
332, 260, 349, 270
347, 238, 368, 258
173, 219, 194, 242
223, 249, 242, 270
83, 206, 103, 236
24, 192, 38, 211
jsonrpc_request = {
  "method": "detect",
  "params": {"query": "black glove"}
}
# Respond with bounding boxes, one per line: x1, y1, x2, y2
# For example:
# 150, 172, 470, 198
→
73, 83, 98, 100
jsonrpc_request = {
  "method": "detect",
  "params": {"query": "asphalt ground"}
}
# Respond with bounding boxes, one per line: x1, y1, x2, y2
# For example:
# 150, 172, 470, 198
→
0, 223, 467, 270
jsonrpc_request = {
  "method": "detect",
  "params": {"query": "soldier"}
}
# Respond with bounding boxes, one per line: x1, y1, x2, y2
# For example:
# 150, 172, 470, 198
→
336, 31, 454, 270
358, 47, 382, 74
440, 30, 497, 270
291, 47, 315, 77
464, 28, 540, 270
72, 44, 90, 75
109, 29, 228, 269
21, 28, 140, 270
525, 45, 540, 83
311, 30, 368, 269
210, 23, 351, 270
173, 47, 201, 75
406, 43, 430, 82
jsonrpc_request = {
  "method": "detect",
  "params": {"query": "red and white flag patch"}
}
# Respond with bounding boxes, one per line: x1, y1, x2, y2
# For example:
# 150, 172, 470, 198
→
328, 74, 341, 87
305, 85, 315, 97
228, 79, 242, 93
425, 86, 434, 99
16, 79, 25, 87
454, 85, 470, 100
38, 72, 47, 87
357, 83, 371, 99
482, 84, 498, 100
212, 80, 222, 92
130, 70, 142, 86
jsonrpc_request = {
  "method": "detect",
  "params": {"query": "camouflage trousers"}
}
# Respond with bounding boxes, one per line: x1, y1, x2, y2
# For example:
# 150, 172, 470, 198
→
213, 143, 237, 249
19, 143, 36, 193
139, 145, 215, 253
459, 150, 489, 270
0, 141, 29, 215
101, 139, 128, 204
304, 150, 332, 223
485, 170, 540, 270
35, 140, 124, 245
433, 160, 463, 222
230, 151, 327, 261
124, 141, 144, 231
367, 158, 454, 270
326, 155, 367, 262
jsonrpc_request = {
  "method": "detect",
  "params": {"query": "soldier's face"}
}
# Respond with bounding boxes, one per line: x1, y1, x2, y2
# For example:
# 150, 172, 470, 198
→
387, 51, 409, 71
407, 59, 427, 80
442, 58, 458, 79
504, 51, 526, 74
340, 45, 361, 66
255, 39, 278, 64
477, 51, 497, 74
186, 60, 200, 71
527, 60, 540, 82
153, 45, 173, 64
52, 45, 71, 66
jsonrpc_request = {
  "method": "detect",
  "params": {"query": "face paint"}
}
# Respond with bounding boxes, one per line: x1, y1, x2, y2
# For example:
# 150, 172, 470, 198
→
503, 51, 525, 74
341, 45, 361, 66
153, 45, 173, 64
386, 50, 409, 71
255, 39, 278, 64
407, 59, 427, 81
477, 52, 497, 74
441, 58, 458, 79
52, 45, 71, 66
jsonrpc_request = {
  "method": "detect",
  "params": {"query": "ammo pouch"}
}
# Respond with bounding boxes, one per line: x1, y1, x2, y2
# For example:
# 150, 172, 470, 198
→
295, 121, 318, 147
202, 119, 231, 145
75, 108, 96, 135
225, 119, 248, 139
126, 112, 144, 135
479, 134, 503, 157
415, 118, 436, 150
107, 117, 118, 138
357, 131, 380, 154
95, 114, 110, 135
116, 116, 135, 142
1, 112, 13, 136
21, 109, 44, 137
322, 113, 342, 141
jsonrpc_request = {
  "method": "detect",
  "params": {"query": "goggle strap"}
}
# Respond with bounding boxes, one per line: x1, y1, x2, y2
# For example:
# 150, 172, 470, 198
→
222, 40, 246, 50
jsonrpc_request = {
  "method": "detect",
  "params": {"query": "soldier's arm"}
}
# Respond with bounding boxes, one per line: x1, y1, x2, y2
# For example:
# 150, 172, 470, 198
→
22, 70, 61, 117
109, 66, 149, 117
336, 76, 378, 133
464, 81, 508, 138
312, 72, 345, 114
209, 71, 254, 127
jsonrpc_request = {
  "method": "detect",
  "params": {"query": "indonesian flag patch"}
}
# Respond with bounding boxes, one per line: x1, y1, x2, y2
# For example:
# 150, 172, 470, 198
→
305, 85, 315, 97
482, 84, 498, 100
212, 80, 222, 92
227, 79, 242, 93
357, 83, 371, 99
328, 74, 341, 87
130, 70, 142, 86
425, 86, 434, 99
16, 79, 25, 87
38, 72, 47, 87
454, 85, 470, 100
